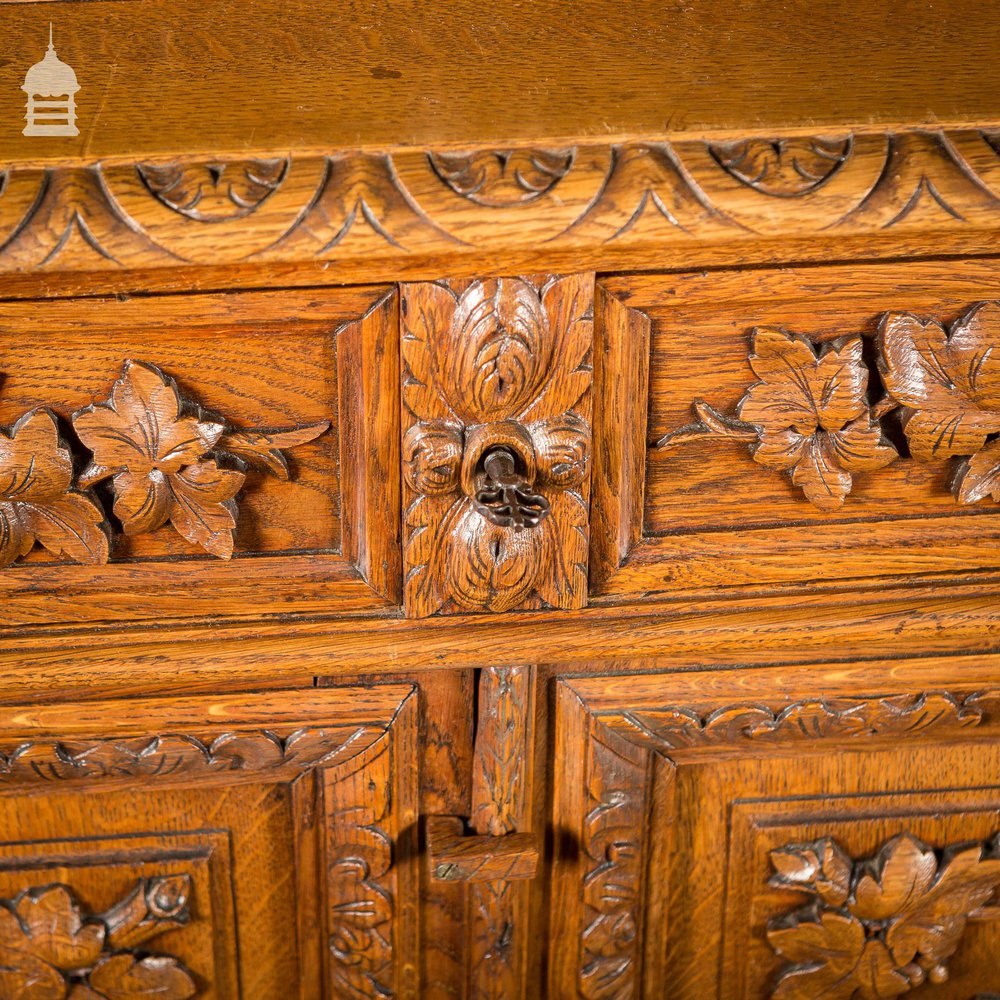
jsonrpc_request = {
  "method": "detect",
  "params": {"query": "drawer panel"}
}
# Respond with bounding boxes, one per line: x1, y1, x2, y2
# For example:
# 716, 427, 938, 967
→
0, 286, 399, 625
549, 660, 1000, 999
593, 259, 1000, 597
0, 685, 419, 1000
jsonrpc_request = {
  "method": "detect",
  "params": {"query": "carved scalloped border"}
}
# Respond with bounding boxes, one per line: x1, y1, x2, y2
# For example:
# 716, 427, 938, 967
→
2, 130, 1000, 274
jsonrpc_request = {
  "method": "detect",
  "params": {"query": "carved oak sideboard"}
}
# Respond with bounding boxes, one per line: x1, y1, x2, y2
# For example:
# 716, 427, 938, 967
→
1, 2, 1000, 997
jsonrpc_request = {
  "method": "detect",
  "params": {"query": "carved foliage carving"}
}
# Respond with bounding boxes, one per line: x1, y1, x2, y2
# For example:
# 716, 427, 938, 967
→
0, 359, 328, 566
0, 877, 196, 1000
656, 301, 1000, 511
428, 148, 574, 206
619, 690, 988, 750
401, 275, 593, 615
326, 738, 396, 1000
137, 158, 289, 221
4, 130, 1000, 272
0, 408, 109, 568
767, 833, 1000, 999
708, 137, 852, 196
0, 727, 352, 782
578, 724, 646, 1000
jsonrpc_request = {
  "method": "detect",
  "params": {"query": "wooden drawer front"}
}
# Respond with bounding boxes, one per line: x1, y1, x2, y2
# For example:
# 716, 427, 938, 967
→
0, 287, 399, 625
592, 259, 1000, 598
0, 685, 419, 999
550, 662, 1000, 999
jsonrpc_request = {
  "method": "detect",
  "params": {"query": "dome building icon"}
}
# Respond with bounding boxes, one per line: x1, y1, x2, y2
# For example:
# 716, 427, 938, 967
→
22, 25, 80, 137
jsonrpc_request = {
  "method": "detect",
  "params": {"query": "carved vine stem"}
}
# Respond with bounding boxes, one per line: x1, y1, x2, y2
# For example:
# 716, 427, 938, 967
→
655, 301, 1000, 511
0, 358, 328, 567
767, 833, 1000, 999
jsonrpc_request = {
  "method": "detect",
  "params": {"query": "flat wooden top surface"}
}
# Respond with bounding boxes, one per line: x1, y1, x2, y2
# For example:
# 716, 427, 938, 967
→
2, 0, 1000, 166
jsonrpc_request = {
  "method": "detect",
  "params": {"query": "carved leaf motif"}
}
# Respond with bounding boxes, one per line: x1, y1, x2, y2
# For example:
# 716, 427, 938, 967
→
532, 413, 591, 489
87, 954, 196, 1000
955, 437, 1000, 503
401, 281, 457, 423
217, 421, 329, 479
402, 421, 463, 494
428, 148, 573, 206
442, 279, 551, 423
0, 409, 109, 568
10, 885, 105, 970
709, 137, 852, 196
737, 330, 897, 509
767, 833, 1000, 1000
877, 302, 1000, 461
166, 460, 244, 559
445, 498, 543, 613
137, 158, 288, 222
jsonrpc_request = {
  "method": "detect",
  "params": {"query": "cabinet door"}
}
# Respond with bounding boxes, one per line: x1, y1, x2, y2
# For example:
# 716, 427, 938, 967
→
549, 658, 1000, 999
0, 685, 419, 999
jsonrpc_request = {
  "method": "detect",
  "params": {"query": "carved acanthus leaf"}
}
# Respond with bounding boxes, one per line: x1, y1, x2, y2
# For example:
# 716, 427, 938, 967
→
0, 879, 196, 1000
428, 148, 573, 206
401, 274, 593, 615
708, 137, 852, 196
767, 832, 1000, 999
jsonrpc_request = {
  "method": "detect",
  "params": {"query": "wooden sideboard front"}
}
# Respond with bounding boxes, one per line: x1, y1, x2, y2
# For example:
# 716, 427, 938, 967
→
2, 2, 1000, 996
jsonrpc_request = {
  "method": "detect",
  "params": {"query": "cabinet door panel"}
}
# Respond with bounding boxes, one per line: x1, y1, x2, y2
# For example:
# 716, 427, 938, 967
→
0, 685, 419, 1000
550, 659, 1000, 999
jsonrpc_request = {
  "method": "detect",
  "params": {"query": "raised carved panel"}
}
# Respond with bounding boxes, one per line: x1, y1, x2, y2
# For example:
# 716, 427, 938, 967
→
401, 275, 593, 616
654, 301, 1000, 511
550, 666, 1000, 998
3, 130, 1000, 273
0, 878, 196, 1000
0, 359, 326, 566
767, 833, 1000, 998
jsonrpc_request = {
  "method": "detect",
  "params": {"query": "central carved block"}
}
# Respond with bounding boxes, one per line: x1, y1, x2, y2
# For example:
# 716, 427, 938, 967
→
401, 274, 593, 616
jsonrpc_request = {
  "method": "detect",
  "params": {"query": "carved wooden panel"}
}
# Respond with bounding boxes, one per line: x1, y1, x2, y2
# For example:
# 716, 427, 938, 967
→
549, 659, 1000, 999
0, 286, 400, 626
592, 260, 1000, 598
2, 131, 1000, 275
401, 275, 593, 616
0, 685, 420, 999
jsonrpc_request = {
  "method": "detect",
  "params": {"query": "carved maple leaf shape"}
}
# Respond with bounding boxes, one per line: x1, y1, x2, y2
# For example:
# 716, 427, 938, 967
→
0, 408, 109, 568
877, 301, 1000, 464
767, 833, 1000, 999
73, 361, 246, 558
0, 884, 195, 1000
738, 329, 898, 511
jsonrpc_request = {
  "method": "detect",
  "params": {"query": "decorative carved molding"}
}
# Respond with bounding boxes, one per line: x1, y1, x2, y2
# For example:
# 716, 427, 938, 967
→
137, 158, 289, 222
615, 690, 990, 750
469, 666, 536, 1000
767, 832, 1000, 999
401, 275, 593, 616
707, 136, 852, 196
577, 722, 647, 1000
0, 359, 328, 567
326, 733, 414, 1000
0, 877, 196, 1000
655, 301, 1000, 511
0, 727, 353, 782
428, 148, 574, 206
3, 130, 1000, 273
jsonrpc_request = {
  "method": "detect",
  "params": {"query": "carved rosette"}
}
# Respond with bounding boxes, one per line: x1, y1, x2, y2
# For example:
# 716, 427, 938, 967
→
401, 275, 593, 616
656, 301, 1000, 511
767, 832, 1000, 999
0, 359, 328, 567
0, 877, 196, 1000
